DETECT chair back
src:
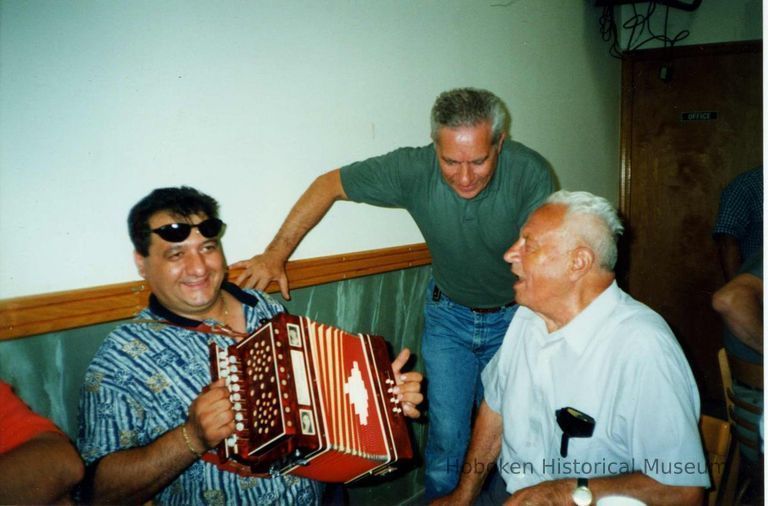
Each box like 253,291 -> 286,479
718,349 -> 763,457
699,415 -> 731,506
717,348 -> 763,504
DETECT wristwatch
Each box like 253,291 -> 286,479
572,478 -> 592,506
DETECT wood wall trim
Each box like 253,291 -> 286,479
0,243 -> 431,341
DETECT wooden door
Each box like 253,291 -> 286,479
620,42 -> 762,404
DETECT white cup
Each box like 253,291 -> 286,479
596,497 -> 646,506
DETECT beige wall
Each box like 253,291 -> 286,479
0,1 -> 756,298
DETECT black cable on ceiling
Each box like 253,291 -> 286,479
599,1 -> 692,60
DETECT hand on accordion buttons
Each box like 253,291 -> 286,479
231,252 -> 291,300
391,348 -> 424,419
186,378 -> 237,452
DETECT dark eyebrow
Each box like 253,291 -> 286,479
163,245 -> 184,256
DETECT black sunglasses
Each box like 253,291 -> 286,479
151,218 -> 225,243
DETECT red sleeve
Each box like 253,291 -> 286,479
0,382 -> 63,453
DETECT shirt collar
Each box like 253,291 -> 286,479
550,281 -> 621,354
148,281 -> 261,327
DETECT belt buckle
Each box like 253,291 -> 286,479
471,306 -> 501,314
471,302 -> 514,313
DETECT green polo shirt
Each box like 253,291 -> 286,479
340,140 -> 554,308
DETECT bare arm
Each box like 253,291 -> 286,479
233,169 -> 348,298
431,401 -> 503,505
715,234 -> 742,282
90,424 -> 198,503
90,380 -> 235,504
0,432 -> 84,504
712,272 -> 764,354
506,473 -> 703,505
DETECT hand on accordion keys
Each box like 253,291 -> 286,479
184,378 -> 238,456
390,348 -> 424,419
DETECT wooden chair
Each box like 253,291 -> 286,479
718,348 -> 764,505
700,415 -> 731,506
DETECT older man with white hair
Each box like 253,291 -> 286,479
433,190 -> 708,505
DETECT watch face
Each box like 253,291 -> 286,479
572,486 -> 593,506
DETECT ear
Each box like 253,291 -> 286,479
495,132 -> 507,152
134,250 -> 148,279
569,246 -> 595,280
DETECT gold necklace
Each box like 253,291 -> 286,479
221,295 -> 230,318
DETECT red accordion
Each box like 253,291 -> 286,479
205,313 -> 413,483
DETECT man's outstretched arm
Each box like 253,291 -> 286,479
233,169 -> 347,298
506,472 -> 703,505
712,272 -> 764,353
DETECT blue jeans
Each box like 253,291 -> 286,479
421,280 -> 517,501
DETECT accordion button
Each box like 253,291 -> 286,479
234,402 -> 242,410
236,422 -> 245,431
232,384 -> 240,392
235,413 -> 244,421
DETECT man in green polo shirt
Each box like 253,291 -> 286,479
233,88 -> 555,500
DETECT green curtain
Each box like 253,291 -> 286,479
0,265 -> 431,505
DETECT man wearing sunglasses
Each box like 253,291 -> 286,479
433,191 -> 708,505
77,186 -> 423,504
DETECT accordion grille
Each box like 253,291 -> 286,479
308,323 -> 390,460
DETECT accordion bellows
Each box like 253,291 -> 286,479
205,312 -> 413,483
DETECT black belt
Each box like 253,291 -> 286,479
432,286 -> 515,313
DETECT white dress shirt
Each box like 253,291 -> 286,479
482,281 -> 710,493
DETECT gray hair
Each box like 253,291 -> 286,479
430,88 -> 508,145
545,190 -> 624,270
